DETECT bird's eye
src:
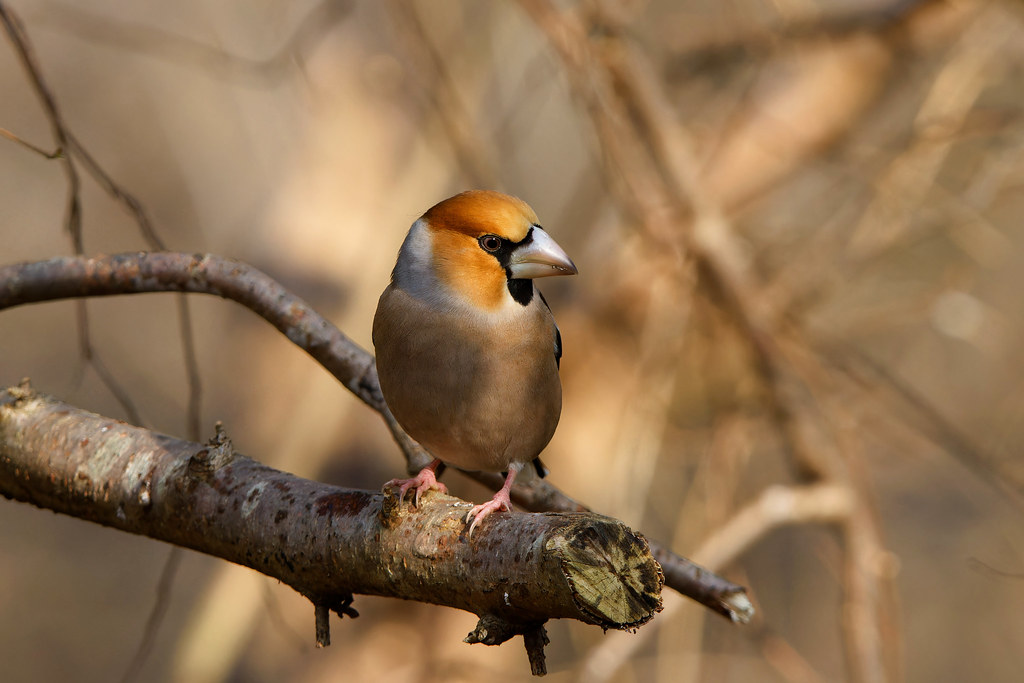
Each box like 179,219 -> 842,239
479,235 -> 502,252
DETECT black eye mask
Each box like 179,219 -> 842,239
477,226 -> 538,307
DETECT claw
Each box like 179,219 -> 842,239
465,465 -> 520,537
385,459 -> 447,506
465,493 -> 511,537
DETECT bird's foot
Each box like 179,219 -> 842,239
386,461 -> 447,507
465,489 -> 512,537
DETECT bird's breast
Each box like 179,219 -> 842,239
373,285 -> 561,472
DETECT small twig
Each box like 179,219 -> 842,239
3,21 -> 208,678
314,604 -> 331,648
384,0 -> 498,187
0,126 -> 62,157
41,0 -> 353,85
70,298 -> 144,425
0,1 -> 82,248
1,1 -> 152,428
176,295 -> 203,440
0,252 -> 381,408
523,624 -> 550,677
120,547 -> 183,683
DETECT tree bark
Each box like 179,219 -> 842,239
0,384 -> 663,639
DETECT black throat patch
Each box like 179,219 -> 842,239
505,278 -> 534,306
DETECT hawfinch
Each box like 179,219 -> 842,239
373,190 -> 577,534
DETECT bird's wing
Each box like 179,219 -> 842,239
538,290 -> 562,369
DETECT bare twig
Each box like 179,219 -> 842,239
119,547 -> 183,683
40,0 -> 354,84
0,2 -> 81,247
383,1 -> 498,187
1,17 -> 199,673
0,253 -> 380,407
0,1 -> 152,427
0,126 -> 62,157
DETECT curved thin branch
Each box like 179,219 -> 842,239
0,252 -> 382,410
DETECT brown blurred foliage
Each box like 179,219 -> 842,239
3,0 -> 1024,681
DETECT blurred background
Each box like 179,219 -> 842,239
2,0 -> 1024,681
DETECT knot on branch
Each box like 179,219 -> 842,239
187,420 -> 235,476
464,613 -> 523,646
466,616 -> 551,676
378,486 -> 403,528
4,377 -> 33,404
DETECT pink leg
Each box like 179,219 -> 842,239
385,458 -> 448,506
466,465 -> 519,536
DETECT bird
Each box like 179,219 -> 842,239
373,190 -> 577,535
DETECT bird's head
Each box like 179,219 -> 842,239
394,190 -> 577,310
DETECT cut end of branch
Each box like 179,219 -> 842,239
720,589 -> 755,624
548,519 -> 664,630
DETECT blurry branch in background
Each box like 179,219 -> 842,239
0,3 -> 264,679
0,124 -> 61,156
1,3 -> 137,426
582,482 -> 856,683
0,251 -> 753,625
665,0 -> 932,75
119,545 -> 183,683
383,0 -> 499,188
7,0 -> 1019,679
513,0 -> 1024,680
0,4 -> 80,245
835,345 -> 1024,506
0,386 -> 664,676
691,483 -> 856,571
36,0 -> 354,84
1,0 -> 202,434
508,1 -> 1016,681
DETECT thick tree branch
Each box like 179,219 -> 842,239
0,251 -> 750,622
0,386 -> 663,644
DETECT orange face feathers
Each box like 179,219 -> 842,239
423,190 -> 538,243
411,190 -> 576,311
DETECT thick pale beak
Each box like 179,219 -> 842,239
508,227 -> 578,279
